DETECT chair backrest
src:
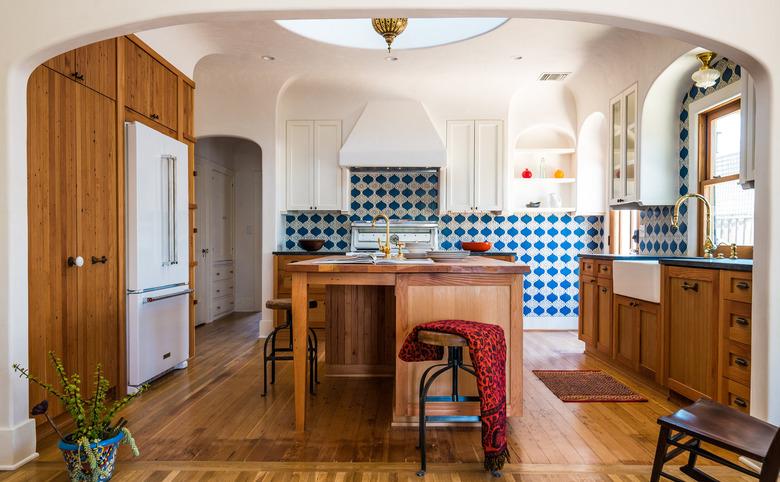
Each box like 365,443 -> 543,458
760,426 -> 780,482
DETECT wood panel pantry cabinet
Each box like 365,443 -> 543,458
28,34 -> 196,432
286,120 -> 343,211
445,120 -> 504,212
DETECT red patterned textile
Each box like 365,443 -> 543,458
398,320 -> 508,472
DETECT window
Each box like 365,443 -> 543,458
609,209 -> 639,254
698,98 -> 754,257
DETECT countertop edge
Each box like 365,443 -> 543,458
578,252 -> 752,271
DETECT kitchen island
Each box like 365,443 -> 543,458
286,256 -> 530,431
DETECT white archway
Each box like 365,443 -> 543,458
1,2 -> 778,470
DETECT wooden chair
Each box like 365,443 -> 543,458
262,298 -> 319,396
651,398 -> 780,482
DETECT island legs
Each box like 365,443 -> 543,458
291,272 -> 309,432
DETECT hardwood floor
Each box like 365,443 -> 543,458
4,313 -> 751,480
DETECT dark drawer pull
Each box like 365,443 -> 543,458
585,264 -> 592,270
734,357 -> 749,367
734,397 -> 748,408
150,113 -> 160,120
735,317 -> 749,326
91,255 -> 108,264
681,282 -> 699,292
600,265 -> 608,271
736,281 -> 750,290
600,287 -> 608,293
70,71 -> 84,81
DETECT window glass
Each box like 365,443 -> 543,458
709,109 -> 741,178
707,180 -> 754,246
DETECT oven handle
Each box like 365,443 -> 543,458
144,289 -> 193,304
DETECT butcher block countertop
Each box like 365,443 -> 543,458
285,255 -> 531,274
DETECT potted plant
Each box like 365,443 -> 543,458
13,352 -> 147,481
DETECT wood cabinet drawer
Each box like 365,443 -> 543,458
213,295 -> 234,318
721,378 -> 750,414
721,271 -> 752,303
212,279 -> 234,299
722,300 -> 751,345
581,259 -> 596,276
723,339 -> 751,385
596,261 -> 612,279
212,264 -> 234,282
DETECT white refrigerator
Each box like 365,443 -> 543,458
126,122 -> 190,391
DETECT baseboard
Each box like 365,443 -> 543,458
258,318 -> 274,338
523,316 -> 577,330
0,418 -> 37,470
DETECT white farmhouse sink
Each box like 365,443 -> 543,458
612,260 -> 661,303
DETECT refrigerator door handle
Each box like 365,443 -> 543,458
144,288 -> 193,304
161,154 -> 178,267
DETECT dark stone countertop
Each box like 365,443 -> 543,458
578,252 -> 752,271
273,250 -> 518,259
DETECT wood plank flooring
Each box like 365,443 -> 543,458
3,313 -> 751,480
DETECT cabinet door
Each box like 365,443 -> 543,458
446,120 -> 475,212
613,296 -> 637,369
124,39 -> 151,119
595,278 -> 612,356
27,66 -> 79,420
150,59 -> 178,130
181,82 -> 195,140
313,120 -> 342,211
286,121 -> 314,210
637,300 -> 660,381
474,120 -> 503,211
76,84 -> 119,394
578,275 -> 597,345
609,96 -> 624,202
624,88 -> 638,200
44,50 -> 76,81
74,39 -> 117,99
210,166 -> 234,262
666,267 -> 718,400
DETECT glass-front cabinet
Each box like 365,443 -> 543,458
609,83 -> 638,205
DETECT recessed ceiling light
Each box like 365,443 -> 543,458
385,56 -> 399,62
513,56 -> 523,60
262,55 -> 275,61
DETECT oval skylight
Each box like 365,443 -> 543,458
275,18 -> 508,50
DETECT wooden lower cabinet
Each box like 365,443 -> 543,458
274,255 -> 327,328
595,278 -> 613,356
613,296 -> 637,369
578,275 -> 597,345
664,266 -> 719,401
611,295 -> 660,381
637,301 -> 660,381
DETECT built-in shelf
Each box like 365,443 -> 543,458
514,147 -> 576,154
513,177 -> 576,184
513,207 -> 577,214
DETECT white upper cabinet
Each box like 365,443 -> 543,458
286,120 -> 343,211
610,83 -> 638,205
446,120 -> 504,212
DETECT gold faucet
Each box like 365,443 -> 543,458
672,193 -> 715,258
371,212 -> 392,258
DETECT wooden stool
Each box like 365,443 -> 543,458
262,298 -> 319,396
414,330 -> 496,477
651,398 -> 780,482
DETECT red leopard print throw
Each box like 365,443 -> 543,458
398,320 -> 508,472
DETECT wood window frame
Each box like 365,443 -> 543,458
697,97 -> 753,258
609,209 -> 639,255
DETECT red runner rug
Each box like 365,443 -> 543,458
533,369 -> 648,402
398,320 -> 508,472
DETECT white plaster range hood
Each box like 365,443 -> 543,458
339,100 -> 446,168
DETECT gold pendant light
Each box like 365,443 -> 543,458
691,51 -> 721,89
372,18 -> 408,53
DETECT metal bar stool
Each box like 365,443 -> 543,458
262,298 -> 319,396
414,330 -> 496,477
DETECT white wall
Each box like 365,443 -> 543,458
195,137 -> 263,313
1,0 -> 779,470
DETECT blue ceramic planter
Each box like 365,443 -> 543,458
58,430 -> 124,481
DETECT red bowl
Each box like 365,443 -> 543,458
460,241 -> 492,252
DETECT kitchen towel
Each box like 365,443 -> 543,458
398,320 -> 508,472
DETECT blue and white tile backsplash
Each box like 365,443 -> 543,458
283,170 -> 604,317
638,58 -> 742,255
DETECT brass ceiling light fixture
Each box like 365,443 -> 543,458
691,51 -> 721,89
371,18 -> 408,53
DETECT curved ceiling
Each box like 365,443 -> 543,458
275,18 -> 508,50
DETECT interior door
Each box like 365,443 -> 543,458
210,165 -> 234,263
313,120 -> 342,210
194,157 -> 211,324
76,82 -> 119,395
27,66 -> 79,420
446,120 -> 475,212
474,120 -> 503,211
286,121 -> 314,210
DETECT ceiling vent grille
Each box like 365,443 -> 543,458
538,72 -> 570,81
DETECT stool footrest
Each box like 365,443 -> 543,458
425,415 -> 481,423
425,395 -> 480,403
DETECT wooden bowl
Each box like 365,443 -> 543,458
460,241 -> 492,252
298,239 -> 325,252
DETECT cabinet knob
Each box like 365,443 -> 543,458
67,256 -> 84,268
736,281 -> 750,290
600,287 -> 608,293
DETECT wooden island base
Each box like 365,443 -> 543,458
287,256 -> 529,431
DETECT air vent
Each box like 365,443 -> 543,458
538,72 -> 570,81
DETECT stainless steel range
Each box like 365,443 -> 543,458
350,220 -> 439,253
